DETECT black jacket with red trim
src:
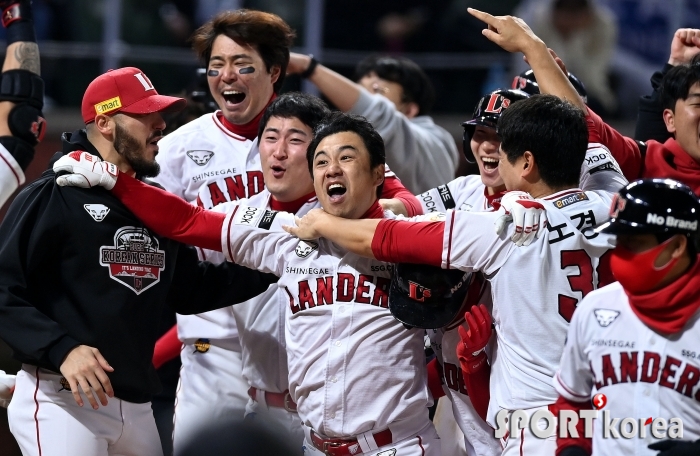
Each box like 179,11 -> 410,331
0,130 -> 278,403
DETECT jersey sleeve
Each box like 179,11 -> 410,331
554,304 -> 593,402
585,106 -> 643,180
165,243 -> 280,315
442,210 -> 515,274
579,143 -> 628,193
151,134 -> 186,198
221,206 -> 298,276
417,177 -> 467,213
381,166 -> 422,216
0,144 -> 25,208
111,173 -> 225,252
0,179 -> 81,370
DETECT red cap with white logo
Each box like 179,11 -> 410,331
81,67 -> 186,124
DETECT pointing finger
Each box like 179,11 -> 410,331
467,7 -> 497,26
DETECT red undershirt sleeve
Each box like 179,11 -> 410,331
112,174 -> 225,252
550,395 -> 593,455
585,106 -> 643,180
426,357 -> 446,400
152,325 -> 181,369
381,175 -> 423,216
462,362 -> 491,422
371,219 -> 443,265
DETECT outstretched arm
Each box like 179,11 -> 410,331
0,0 -> 44,208
54,151 -> 225,251
467,8 -> 585,111
283,208 -> 444,265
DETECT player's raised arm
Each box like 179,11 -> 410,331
53,152 -> 225,251
0,0 -> 44,207
467,8 -> 585,111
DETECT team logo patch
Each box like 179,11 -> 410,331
84,204 -> 110,222
553,192 -> 588,209
99,227 -> 166,295
376,450 -> 397,456
295,240 -> 318,258
594,309 -> 620,327
186,150 -> 214,166
408,280 -> 431,302
94,96 -> 121,115
193,338 -> 211,353
257,210 -> 277,230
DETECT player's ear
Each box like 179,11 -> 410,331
521,151 -> 535,174
94,114 -> 115,136
372,164 -> 384,187
403,102 -> 420,119
668,234 -> 688,260
269,65 -> 281,85
663,108 -> 677,134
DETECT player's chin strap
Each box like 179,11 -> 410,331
0,69 -> 45,170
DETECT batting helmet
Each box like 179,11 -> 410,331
461,88 -> 530,163
511,69 -> 588,103
389,263 -> 473,329
594,179 -> 700,248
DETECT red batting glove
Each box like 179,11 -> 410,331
457,304 -> 493,374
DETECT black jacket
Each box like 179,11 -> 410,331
0,130 -> 278,403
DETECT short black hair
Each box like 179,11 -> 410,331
498,95 -> 587,189
307,112 -> 385,197
660,54 -> 700,111
354,55 -> 435,115
257,92 -> 330,139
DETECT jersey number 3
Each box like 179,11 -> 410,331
558,249 -> 613,322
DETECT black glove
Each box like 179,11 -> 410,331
648,439 -> 700,455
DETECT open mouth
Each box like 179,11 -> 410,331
327,183 -> 347,202
271,165 -> 285,177
481,157 -> 499,171
222,90 -> 246,105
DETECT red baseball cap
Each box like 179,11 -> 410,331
81,67 -> 186,124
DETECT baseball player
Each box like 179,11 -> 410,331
554,178 -> 700,456
0,67 -> 279,456
286,95 -> 619,456
287,53 -> 459,193
0,0 -> 45,208
53,112 -> 444,455
150,11 -> 422,451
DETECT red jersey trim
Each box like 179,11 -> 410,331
33,366 -> 42,456
543,189 -> 583,201
225,205 -> 240,261
212,112 -> 248,141
446,211 -> 456,269
0,151 -> 21,185
554,372 -> 589,400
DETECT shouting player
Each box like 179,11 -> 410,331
554,179 -> 700,456
285,95 -> 617,456
54,112 -> 444,455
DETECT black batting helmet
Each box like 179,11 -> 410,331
594,179 -> 700,249
461,88 -> 529,163
389,263 -> 473,329
511,69 -> 588,103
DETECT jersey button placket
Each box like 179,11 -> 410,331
325,263 -> 350,430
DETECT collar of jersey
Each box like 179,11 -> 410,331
270,191 -> 317,213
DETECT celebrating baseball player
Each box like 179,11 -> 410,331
0,0 -> 45,208
148,11 -> 422,452
287,53 -> 459,193
0,66 -> 279,456
285,94 -> 618,456
54,112 -> 444,455
554,178 -> 700,456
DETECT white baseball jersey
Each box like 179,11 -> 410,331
430,324 -> 502,456
418,142 -> 626,215
0,144 -> 24,208
437,189 -> 616,426
155,112 -> 264,343
555,283 -> 700,455
199,189 -> 319,397
220,205 -> 431,438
